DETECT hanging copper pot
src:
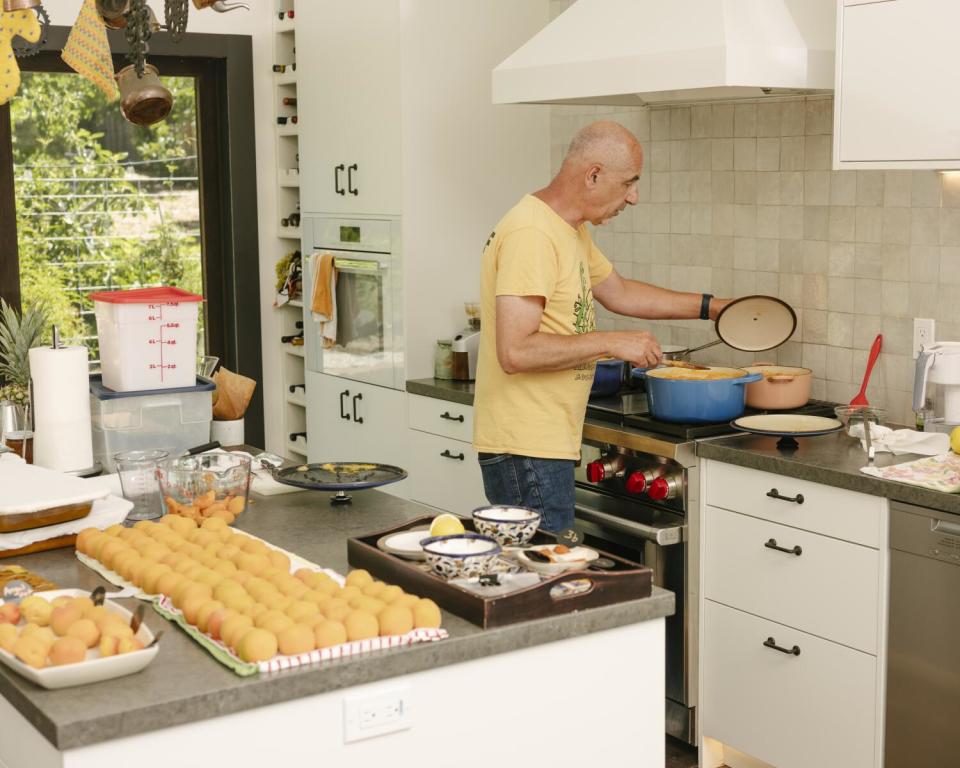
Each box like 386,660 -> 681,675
95,0 -> 129,29
116,63 -> 172,126
3,0 -> 40,11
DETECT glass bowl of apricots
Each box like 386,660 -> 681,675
157,453 -> 251,525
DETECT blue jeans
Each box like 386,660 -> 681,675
477,453 -> 576,533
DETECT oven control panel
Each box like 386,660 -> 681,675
577,444 -> 686,512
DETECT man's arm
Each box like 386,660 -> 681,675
495,295 -> 662,374
592,270 -> 729,321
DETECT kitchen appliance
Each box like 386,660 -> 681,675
913,341 -> 960,433
493,0 -> 835,106
450,329 -> 480,381
885,501 -> 960,767
575,390 -> 837,744
303,216 -> 404,390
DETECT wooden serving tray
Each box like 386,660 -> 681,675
0,501 -> 92,534
347,516 -> 653,629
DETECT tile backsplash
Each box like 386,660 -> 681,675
552,98 -> 960,424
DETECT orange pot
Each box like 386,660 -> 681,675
743,364 -> 812,410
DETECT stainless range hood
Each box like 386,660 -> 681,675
492,0 -> 836,106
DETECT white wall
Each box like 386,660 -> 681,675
40,1 -> 281,452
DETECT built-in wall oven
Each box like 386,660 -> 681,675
302,216 -> 404,390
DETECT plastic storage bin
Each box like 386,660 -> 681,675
90,375 -> 214,473
90,286 -> 203,392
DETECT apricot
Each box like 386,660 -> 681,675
339,585 -> 361,603
237,627 -> 277,663
217,544 -> 241,561
70,596 -> 96,617
344,610 -> 378,642
285,601 -> 317,623
13,635 -> 49,668
413,599 -> 442,629
174,582 -> 213,610
0,623 -> 18,652
379,585 -> 405,604
212,559 -> 238,578
20,596 -> 53,626
181,594 -> 209,625
392,593 -> 420,610
111,550 -> 139,577
67,618 -> 100,648
98,538 -> 127,569
267,550 -> 290,571
49,636 -> 87,666
141,563 -> 172,594
362,581 -> 387,599
133,520 -> 157,532
222,592 -> 255,614
278,579 -> 307,599
155,571 -> 187,598
75,527 -> 100,554
195,600 -> 225,633
207,608 -> 235,641
324,599 -> 351,622
260,613 -> 294,636
210,510 -> 236,524
378,605 -> 414,636
303,591 -> 332,611
20,623 -> 56,647
117,636 -> 144,654
314,575 -> 341,597
277,623 -> 315,655
242,602 -> 268,621
0,603 -> 21,624
227,496 -> 245,515
344,569 -> 373,589
50,605 -> 83,636
98,634 -> 120,657
351,596 -> 386,616
314,620 -> 347,649
221,614 -> 254,649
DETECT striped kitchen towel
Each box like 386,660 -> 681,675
62,0 -> 118,101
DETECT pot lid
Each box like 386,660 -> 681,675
716,295 -> 796,352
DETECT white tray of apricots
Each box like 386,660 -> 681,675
0,590 -> 158,689
74,516 -> 447,675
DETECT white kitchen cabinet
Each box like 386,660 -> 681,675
699,460 -> 888,768
305,370 -> 410,498
294,0 -> 550,381
834,0 -> 960,169
406,394 -> 486,513
296,0 -> 402,216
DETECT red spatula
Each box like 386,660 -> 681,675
850,334 -> 883,407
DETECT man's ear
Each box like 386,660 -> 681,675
586,164 -> 602,187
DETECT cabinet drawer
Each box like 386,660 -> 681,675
704,460 -> 883,547
408,431 -> 487,514
702,600 -> 877,768
704,506 -> 880,653
408,394 -> 474,442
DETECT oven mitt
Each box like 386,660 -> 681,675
0,9 -> 41,105
62,0 -> 119,101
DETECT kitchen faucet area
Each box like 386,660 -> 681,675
0,1 -> 958,767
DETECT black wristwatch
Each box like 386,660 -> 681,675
699,293 -> 713,320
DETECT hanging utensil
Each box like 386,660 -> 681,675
850,334 -> 883,407
164,0 -> 188,40
3,0 -> 39,11
116,62 -> 173,126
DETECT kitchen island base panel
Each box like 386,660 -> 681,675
0,619 -> 664,768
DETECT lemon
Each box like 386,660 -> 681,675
429,513 -> 465,537
951,426 -> 960,454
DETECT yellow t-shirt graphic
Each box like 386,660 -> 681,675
473,195 -> 613,460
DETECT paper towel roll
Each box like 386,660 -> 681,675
28,345 -> 94,472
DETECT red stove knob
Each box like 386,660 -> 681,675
648,475 -> 680,501
586,460 -> 606,483
627,472 -> 650,496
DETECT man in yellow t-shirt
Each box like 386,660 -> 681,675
473,120 -> 730,532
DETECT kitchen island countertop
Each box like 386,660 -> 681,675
0,480 -> 672,751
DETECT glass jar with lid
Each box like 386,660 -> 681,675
434,340 -> 454,380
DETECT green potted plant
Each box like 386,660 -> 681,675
0,298 -> 48,412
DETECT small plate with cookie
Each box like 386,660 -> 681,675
515,544 -> 600,576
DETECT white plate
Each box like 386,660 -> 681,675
377,528 -> 431,560
516,545 -> 600,576
0,589 -> 158,689
732,414 -> 844,435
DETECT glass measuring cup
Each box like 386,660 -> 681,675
114,449 -> 169,525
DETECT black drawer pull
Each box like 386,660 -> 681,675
440,411 -> 464,423
339,390 -> 350,420
767,488 -> 804,504
440,449 -> 465,461
765,538 -> 802,556
352,392 -> 364,424
763,637 -> 801,656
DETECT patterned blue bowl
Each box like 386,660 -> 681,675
420,533 -> 501,580
471,505 -> 541,546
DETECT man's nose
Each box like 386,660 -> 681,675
625,185 -> 639,205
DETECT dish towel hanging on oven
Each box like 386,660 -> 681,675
311,252 -> 338,348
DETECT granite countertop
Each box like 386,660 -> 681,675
0,485 -> 673,751
697,431 -> 960,516
407,377 -> 960,516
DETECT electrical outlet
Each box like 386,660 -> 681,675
343,686 -> 412,743
913,318 -> 936,359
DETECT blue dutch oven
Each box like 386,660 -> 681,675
633,367 -> 763,423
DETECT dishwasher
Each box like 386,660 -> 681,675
885,501 -> 960,767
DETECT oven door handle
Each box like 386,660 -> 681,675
574,504 -> 685,546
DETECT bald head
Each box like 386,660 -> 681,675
563,120 -> 642,172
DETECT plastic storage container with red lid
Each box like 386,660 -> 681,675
90,286 -> 204,392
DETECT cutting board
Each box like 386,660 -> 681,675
0,462 -> 108,532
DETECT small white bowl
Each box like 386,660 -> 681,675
516,545 -> 600,576
471,505 -> 541,546
420,533 -> 501,579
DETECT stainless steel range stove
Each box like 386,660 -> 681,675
575,390 -> 836,745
